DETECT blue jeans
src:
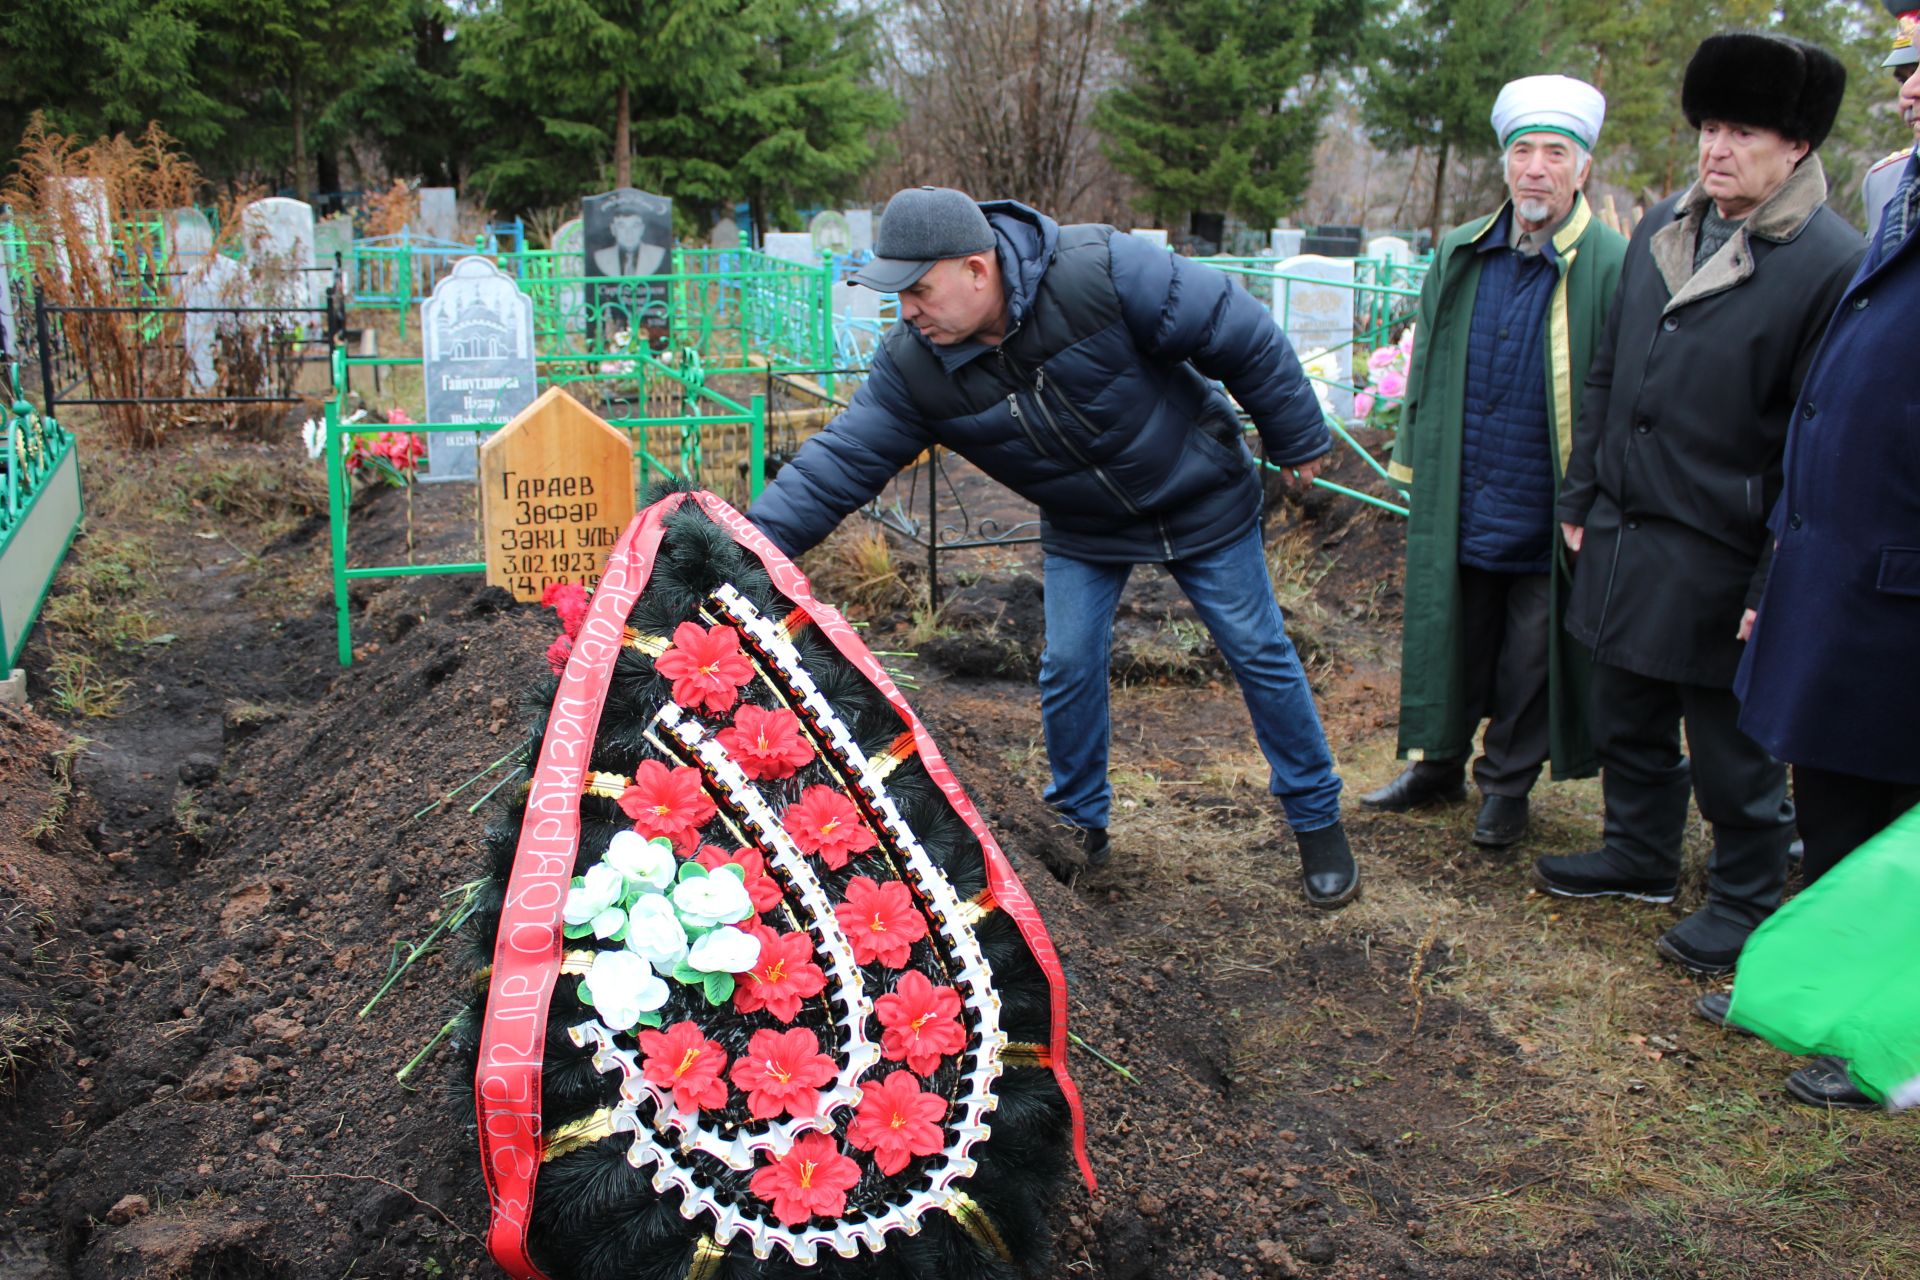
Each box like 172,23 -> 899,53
1038,524 -> 1344,833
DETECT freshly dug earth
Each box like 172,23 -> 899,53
2,430 -> 1913,1280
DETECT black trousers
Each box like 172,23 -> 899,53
1793,765 -> 1920,887
1590,661 -> 1791,926
1411,567 -> 1551,798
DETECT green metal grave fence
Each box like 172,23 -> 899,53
324,341 -> 768,667
1,365 -> 83,672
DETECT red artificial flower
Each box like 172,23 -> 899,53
654,621 -> 755,714
714,704 -> 815,781
846,1070 -> 948,1175
749,1131 -> 861,1227
696,844 -> 783,915
781,786 -> 877,870
545,633 -> 574,676
874,969 -> 966,1076
619,759 -> 717,848
834,876 -> 927,969
732,924 -> 827,1024
636,1020 -> 730,1112
728,1026 -> 837,1120
540,581 -> 591,638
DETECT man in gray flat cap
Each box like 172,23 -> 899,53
748,186 -> 1358,908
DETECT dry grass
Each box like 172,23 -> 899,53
24,736 -> 88,841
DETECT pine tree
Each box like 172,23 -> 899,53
1360,0 -> 1550,239
1096,0 -> 1332,227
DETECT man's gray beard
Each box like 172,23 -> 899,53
1515,198 -> 1552,224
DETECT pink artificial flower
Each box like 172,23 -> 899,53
1375,369 -> 1407,400
834,876 -> 927,969
546,633 -> 574,675
636,1020 -> 730,1112
732,924 -> 828,1024
874,969 -> 966,1075
618,759 -> 718,848
1366,346 -> 1400,372
749,1132 -> 861,1226
714,704 -> 816,781
696,844 -> 783,915
540,581 -> 591,638
1353,391 -> 1376,419
1398,325 -> 1416,354
654,621 -> 756,714
385,407 -> 415,425
781,786 -> 877,870
729,1026 -> 837,1120
847,1070 -> 948,1175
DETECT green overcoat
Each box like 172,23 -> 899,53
1387,194 -> 1627,779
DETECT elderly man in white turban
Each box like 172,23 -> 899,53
1368,76 -> 1628,853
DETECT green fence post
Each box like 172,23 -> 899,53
749,393 -> 767,501
326,392 -> 354,666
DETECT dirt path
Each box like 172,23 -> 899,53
2,432 -> 1915,1280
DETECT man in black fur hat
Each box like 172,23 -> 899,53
1540,33 -> 1865,976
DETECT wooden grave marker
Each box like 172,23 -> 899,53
480,386 -> 636,601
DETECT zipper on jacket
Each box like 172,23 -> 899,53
1028,375 -> 1144,517
1037,369 -> 1106,437
1006,393 -> 1054,459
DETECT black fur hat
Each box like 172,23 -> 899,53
1682,32 -> 1848,149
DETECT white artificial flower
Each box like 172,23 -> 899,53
563,863 -> 628,939
581,950 -> 670,1032
605,830 -> 677,895
301,418 -> 325,459
671,867 -> 754,930
625,893 -> 689,973
686,924 -> 762,975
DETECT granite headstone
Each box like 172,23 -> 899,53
1273,254 -> 1355,420
420,256 -> 538,482
581,188 -> 673,342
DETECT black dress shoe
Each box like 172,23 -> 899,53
1533,849 -> 1679,903
1297,821 -> 1360,909
1358,766 -> 1466,812
1655,907 -> 1751,977
1690,991 -> 1755,1036
1786,1056 -> 1878,1111
1080,827 -> 1111,870
1472,794 -> 1529,847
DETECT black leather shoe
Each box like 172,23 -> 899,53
1359,767 -> 1466,812
1080,827 -> 1111,870
1472,794 -> 1529,847
1533,849 -> 1679,903
1297,821 -> 1360,909
1691,990 -> 1755,1036
1786,1056 -> 1878,1111
1655,907 -> 1751,977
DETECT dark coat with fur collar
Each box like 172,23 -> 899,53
1556,156 -> 1864,687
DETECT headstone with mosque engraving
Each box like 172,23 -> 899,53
420,256 -> 538,483
1274,254 -> 1355,420
581,188 -> 673,340
809,210 -> 852,257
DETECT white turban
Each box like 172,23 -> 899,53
1491,75 -> 1607,150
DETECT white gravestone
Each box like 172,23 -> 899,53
166,208 -> 215,301
52,178 -> 111,288
417,187 -> 459,243
421,257 -> 538,482
1129,228 -> 1170,248
0,249 -> 14,360
761,232 -> 817,265
1274,254 -> 1355,420
315,214 -> 354,301
1270,227 -> 1304,259
809,210 -> 852,257
709,216 -> 740,250
1368,236 -> 1413,265
242,197 -> 318,313
181,255 -> 246,392
845,209 -> 874,255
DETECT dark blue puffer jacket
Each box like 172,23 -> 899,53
748,201 -> 1331,562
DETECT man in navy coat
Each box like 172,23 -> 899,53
1730,52 -> 1920,1108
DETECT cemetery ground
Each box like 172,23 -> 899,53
2,418 -> 1918,1280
